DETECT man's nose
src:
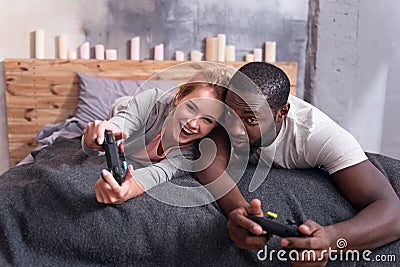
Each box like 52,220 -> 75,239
228,119 -> 246,137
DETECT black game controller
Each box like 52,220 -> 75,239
249,214 -> 305,238
98,130 -> 127,185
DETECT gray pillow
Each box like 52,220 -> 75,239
76,72 -> 176,123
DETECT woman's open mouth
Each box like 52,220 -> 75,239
179,123 -> 195,137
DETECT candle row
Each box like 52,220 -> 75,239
205,34 -> 236,62
34,30 -> 277,62
34,30 -> 120,60
72,42 -> 118,60
245,42 -> 276,62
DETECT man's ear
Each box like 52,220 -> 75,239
276,103 -> 290,122
281,103 -> 290,117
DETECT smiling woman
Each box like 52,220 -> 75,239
167,70 -> 230,147
168,87 -> 224,147
82,68 -> 230,204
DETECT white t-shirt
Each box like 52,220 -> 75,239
249,95 -> 368,175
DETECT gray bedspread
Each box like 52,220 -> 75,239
0,137 -> 398,266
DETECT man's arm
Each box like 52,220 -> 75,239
196,126 -> 400,254
330,160 -> 400,249
283,160 -> 400,251
282,160 -> 400,250
196,128 -> 400,255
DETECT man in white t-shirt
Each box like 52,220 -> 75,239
195,62 -> 400,266
256,94 -> 368,172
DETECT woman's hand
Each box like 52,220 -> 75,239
94,165 -> 145,204
83,120 -> 127,151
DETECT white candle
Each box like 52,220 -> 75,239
130,37 -> 140,60
253,48 -> 262,62
217,34 -> 226,62
175,50 -> 184,61
105,49 -> 117,60
225,45 -> 235,62
68,49 -> 77,59
95,44 -> 105,60
80,42 -> 90,59
58,34 -> 67,59
265,41 -> 276,62
205,36 -> 218,61
190,50 -> 203,61
35,29 -> 45,59
245,53 -> 254,62
154,44 -> 164,61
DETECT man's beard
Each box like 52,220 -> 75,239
233,138 -> 261,157
234,125 -> 276,157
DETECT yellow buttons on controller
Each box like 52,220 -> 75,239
266,211 -> 278,219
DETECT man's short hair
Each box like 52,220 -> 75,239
229,62 -> 291,113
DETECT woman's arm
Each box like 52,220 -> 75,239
193,126 -> 267,246
194,126 -> 249,214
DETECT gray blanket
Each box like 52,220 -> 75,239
0,137 -> 398,266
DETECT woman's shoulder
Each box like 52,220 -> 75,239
135,87 -> 169,99
122,88 -> 172,113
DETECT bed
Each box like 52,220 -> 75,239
1,59 -> 399,266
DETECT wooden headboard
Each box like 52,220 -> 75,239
4,59 -> 298,167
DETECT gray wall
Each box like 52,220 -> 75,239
82,0 -> 308,96
312,0 -> 400,160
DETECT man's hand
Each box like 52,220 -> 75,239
280,219 -> 335,267
83,120 -> 128,151
227,199 -> 272,250
95,165 -> 144,204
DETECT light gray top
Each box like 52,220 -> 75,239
82,88 -> 195,191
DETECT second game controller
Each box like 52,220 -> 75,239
98,130 -> 127,185
249,214 -> 305,238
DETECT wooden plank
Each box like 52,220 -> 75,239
289,86 -> 296,96
7,108 -> 76,123
4,59 -> 297,85
6,95 -> 78,109
3,59 -> 36,73
9,133 -> 38,141
8,122 -> 46,135
9,158 -> 22,167
8,135 -> 39,165
9,141 -> 38,164
9,140 -> 38,153
6,83 -> 79,97
6,74 -> 78,86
